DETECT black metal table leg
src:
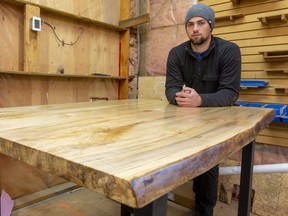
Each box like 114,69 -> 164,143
121,203 -> 134,216
121,194 -> 168,216
238,140 -> 255,216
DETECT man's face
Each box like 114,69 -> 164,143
186,16 -> 211,46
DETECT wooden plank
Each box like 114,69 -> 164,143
215,13 -> 243,22
216,26 -> 288,42
0,69 -> 126,80
259,127 -> 288,139
119,13 -> 150,28
274,86 -> 288,93
138,0 -> 148,77
258,14 -> 288,25
238,94 -> 288,104
256,135 -> 288,147
213,0 -> 285,14
242,63 -> 288,71
0,2 -> 23,71
118,0 -> 130,99
235,35 -> 288,50
264,69 -> 288,73
241,71 -> 288,79
0,99 -> 275,208
239,86 -> 287,96
240,45 -> 288,55
138,76 -> 166,101
0,0 -> 126,31
24,4 -> 40,72
259,50 -> 288,61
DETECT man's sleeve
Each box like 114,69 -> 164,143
165,49 -> 183,105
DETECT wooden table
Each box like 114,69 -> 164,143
0,99 -> 275,216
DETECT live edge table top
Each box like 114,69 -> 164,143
0,99 -> 275,208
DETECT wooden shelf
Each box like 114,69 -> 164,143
258,14 -> 288,24
0,0 -> 130,101
274,86 -> 288,93
0,0 -> 127,32
215,13 -> 243,22
259,51 -> 288,61
0,70 -> 127,80
264,69 -> 288,73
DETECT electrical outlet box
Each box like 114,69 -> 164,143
31,16 -> 41,31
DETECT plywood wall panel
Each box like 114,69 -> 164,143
0,74 -> 119,108
0,3 -> 23,71
0,2 -> 120,76
39,14 -> 119,76
138,76 -> 166,101
25,0 -> 120,25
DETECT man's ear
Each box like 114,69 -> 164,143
208,20 -> 213,32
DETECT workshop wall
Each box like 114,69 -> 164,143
24,0 -> 120,25
0,1 -> 122,108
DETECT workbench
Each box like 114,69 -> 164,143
0,99 -> 275,216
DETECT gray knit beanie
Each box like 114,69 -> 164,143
185,3 -> 215,30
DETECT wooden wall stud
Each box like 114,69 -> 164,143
24,4 -> 40,72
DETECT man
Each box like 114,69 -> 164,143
165,3 -> 241,216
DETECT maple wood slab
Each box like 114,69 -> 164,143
0,99 -> 274,208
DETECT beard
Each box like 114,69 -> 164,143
190,35 -> 209,46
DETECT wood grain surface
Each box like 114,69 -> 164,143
0,99 -> 275,208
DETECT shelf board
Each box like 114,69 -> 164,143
0,70 -> 127,80
215,13 -> 243,21
258,14 -> 288,25
119,14 -> 150,28
264,69 -> 288,73
274,86 -> 288,93
259,51 -> 288,61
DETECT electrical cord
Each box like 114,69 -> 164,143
42,21 -> 84,46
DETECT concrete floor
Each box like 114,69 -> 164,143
11,185 -> 257,216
